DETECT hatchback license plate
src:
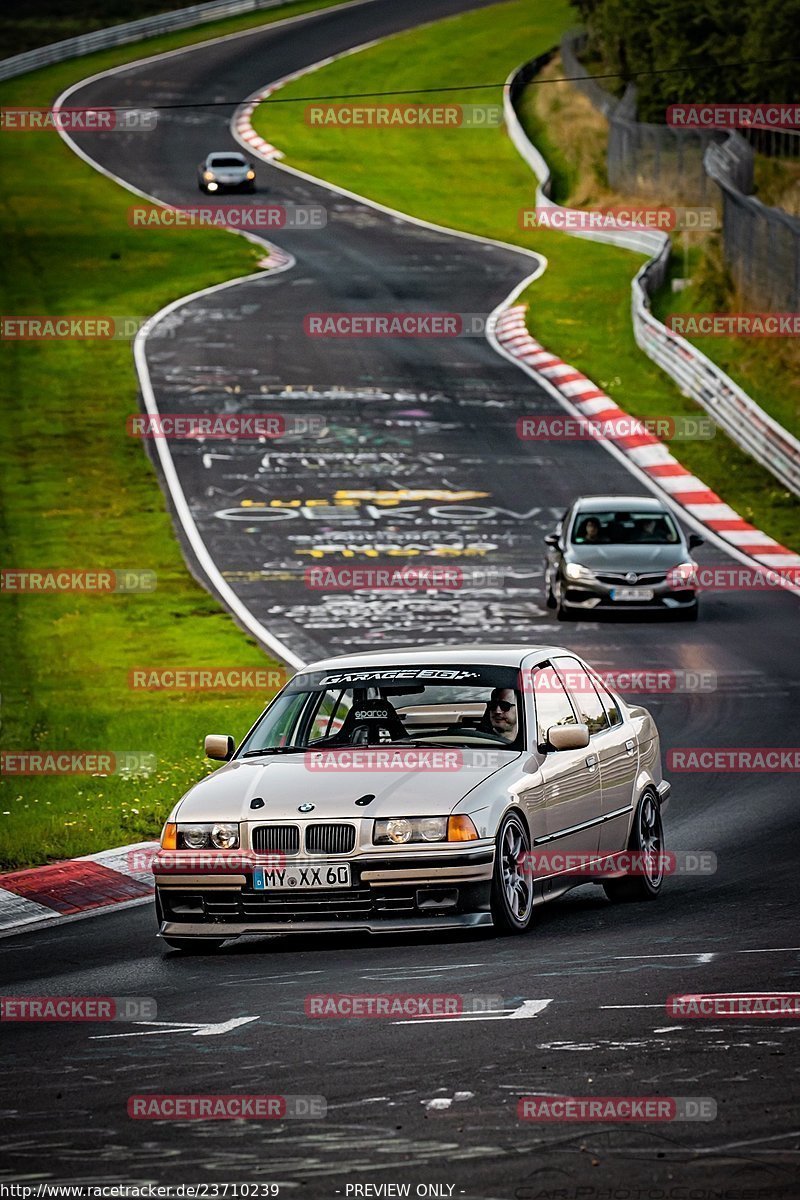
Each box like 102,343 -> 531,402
611,587 -> 655,602
253,861 -> 351,890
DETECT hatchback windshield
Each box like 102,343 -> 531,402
571,510 -> 680,545
209,156 -> 246,167
238,664 -> 525,755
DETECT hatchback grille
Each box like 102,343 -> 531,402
252,825 -> 300,855
305,823 -> 356,855
595,571 -> 666,585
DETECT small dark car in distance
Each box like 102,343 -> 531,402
544,495 -> 703,621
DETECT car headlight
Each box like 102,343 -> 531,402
174,822 -> 239,849
565,562 -> 595,582
203,170 -> 215,181
246,170 -> 255,180
373,816 -> 478,845
671,561 -> 697,585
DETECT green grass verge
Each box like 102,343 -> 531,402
0,0 -> 352,870
252,0 -> 798,551
652,247 -> 799,441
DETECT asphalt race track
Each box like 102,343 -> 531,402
2,1 -> 799,1195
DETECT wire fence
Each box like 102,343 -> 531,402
705,135 -> 800,310
560,30 -> 800,317
561,32 -> 723,204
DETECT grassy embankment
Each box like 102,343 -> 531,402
0,0 -> 350,869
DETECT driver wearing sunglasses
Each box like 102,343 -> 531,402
485,687 -> 518,743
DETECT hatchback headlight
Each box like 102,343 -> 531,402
203,170 -> 215,181
176,822 -> 239,849
670,561 -> 697,586
246,170 -> 255,180
565,563 -> 595,582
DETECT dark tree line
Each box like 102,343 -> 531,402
569,0 -> 800,122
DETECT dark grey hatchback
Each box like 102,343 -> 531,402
544,495 -> 703,621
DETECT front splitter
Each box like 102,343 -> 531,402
160,913 -> 494,938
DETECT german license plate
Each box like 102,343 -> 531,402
253,861 -> 351,890
611,587 -> 655,602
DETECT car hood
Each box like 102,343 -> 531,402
173,751 -> 519,822
211,169 -> 248,181
569,543 -> 687,570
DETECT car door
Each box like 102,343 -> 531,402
555,657 -> 637,855
531,663 -> 602,860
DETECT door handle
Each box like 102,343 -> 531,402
625,739 -> 636,755
585,754 -> 598,770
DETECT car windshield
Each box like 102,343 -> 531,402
571,510 -> 680,545
209,156 -> 246,167
238,664 -> 525,754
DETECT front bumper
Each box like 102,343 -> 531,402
156,847 -> 494,939
561,580 -> 697,615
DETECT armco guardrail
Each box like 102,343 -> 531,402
0,0 -> 296,82
504,56 -> 800,498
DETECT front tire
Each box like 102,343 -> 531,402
545,567 -> 557,609
491,811 -> 534,933
603,791 -> 665,903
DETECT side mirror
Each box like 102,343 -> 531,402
205,734 -> 235,761
688,533 -> 704,549
547,723 -> 590,751
544,533 -> 560,548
